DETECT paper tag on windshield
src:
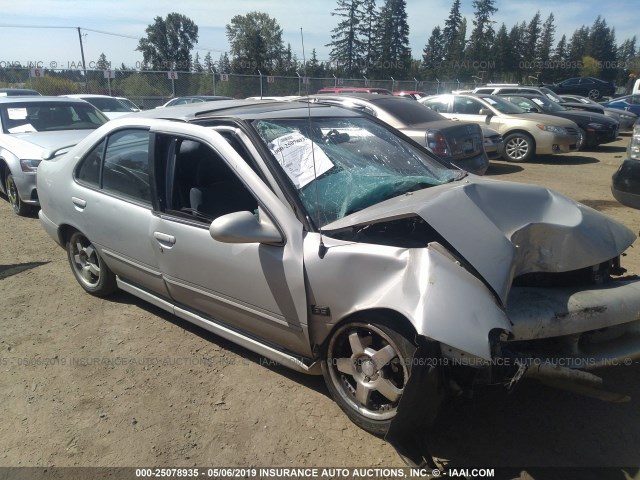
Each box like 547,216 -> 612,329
268,132 -> 334,189
8,123 -> 37,133
7,108 -> 28,120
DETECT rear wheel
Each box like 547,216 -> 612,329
66,231 -> 117,296
502,133 -> 534,162
322,319 -> 417,435
588,89 -> 601,99
5,171 -> 31,216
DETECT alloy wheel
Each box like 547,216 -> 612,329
70,235 -> 102,289
326,323 -> 409,421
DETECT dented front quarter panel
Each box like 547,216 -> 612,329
310,175 -> 640,367
304,233 -> 511,361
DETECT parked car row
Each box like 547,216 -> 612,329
421,93 -> 581,162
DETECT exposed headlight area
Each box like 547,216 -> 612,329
587,123 -> 605,131
19,158 -> 42,172
537,124 -> 567,135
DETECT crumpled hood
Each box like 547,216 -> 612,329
323,177 -> 637,303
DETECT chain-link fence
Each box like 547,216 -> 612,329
0,67 -> 484,107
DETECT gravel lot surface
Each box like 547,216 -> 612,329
1,135 -> 639,476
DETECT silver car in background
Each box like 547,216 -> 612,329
306,93 -> 492,175
38,100 -> 640,436
0,96 -> 108,215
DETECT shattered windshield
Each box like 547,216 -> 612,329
253,116 -> 459,227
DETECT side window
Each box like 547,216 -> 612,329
163,137 -> 258,223
422,98 -> 449,113
102,129 -> 151,204
453,97 -> 483,114
75,139 -> 106,187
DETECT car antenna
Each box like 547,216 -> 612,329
301,27 -> 327,259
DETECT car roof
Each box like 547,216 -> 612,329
308,92 -> 412,102
0,96 -> 92,105
125,99 -> 362,122
63,94 -> 118,99
0,88 -> 41,96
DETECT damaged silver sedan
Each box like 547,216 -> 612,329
37,100 -> 640,436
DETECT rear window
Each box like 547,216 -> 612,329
373,97 -> 445,124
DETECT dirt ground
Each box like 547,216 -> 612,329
1,135 -> 639,476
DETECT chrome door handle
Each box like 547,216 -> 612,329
71,197 -> 86,209
153,232 -> 176,245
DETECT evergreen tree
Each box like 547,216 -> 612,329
508,22 -> 526,82
374,0 -> 411,78
617,37 -> 637,84
96,53 -> 110,70
203,52 -> 214,73
567,26 -> 590,76
524,12 -> 541,63
466,0 -> 498,67
551,34 -> 568,82
588,16 -> 617,80
442,0 -> 462,56
359,0 -> 379,75
422,26 -> 444,79
192,52 -> 203,72
537,13 -> 555,82
218,53 -> 231,73
490,24 -> 512,81
327,0 -> 364,77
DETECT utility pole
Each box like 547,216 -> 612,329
77,27 -> 88,92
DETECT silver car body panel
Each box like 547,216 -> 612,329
303,234 -> 512,360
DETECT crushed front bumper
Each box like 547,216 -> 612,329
505,279 -> 640,370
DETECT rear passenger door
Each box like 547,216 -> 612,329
71,128 -> 170,297
148,123 -> 311,357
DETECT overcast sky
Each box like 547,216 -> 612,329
0,0 -> 637,71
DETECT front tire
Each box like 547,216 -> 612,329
322,319 -> 416,436
588,89 -> 601,99
577,128 -> 587,150
5,171 -> 31,216
66,231 -> 117,296
502,133 -> 535,162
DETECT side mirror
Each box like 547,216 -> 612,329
479,108 -> 493,116
210,207 -> 283,245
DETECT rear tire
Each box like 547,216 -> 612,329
588,89 -> 601,99
66,231 -> 117,296
502,133 -> 535,162
322,318 -> 418,436
5,170 -> 31,216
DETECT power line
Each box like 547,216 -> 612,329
0,24 -> 224,52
